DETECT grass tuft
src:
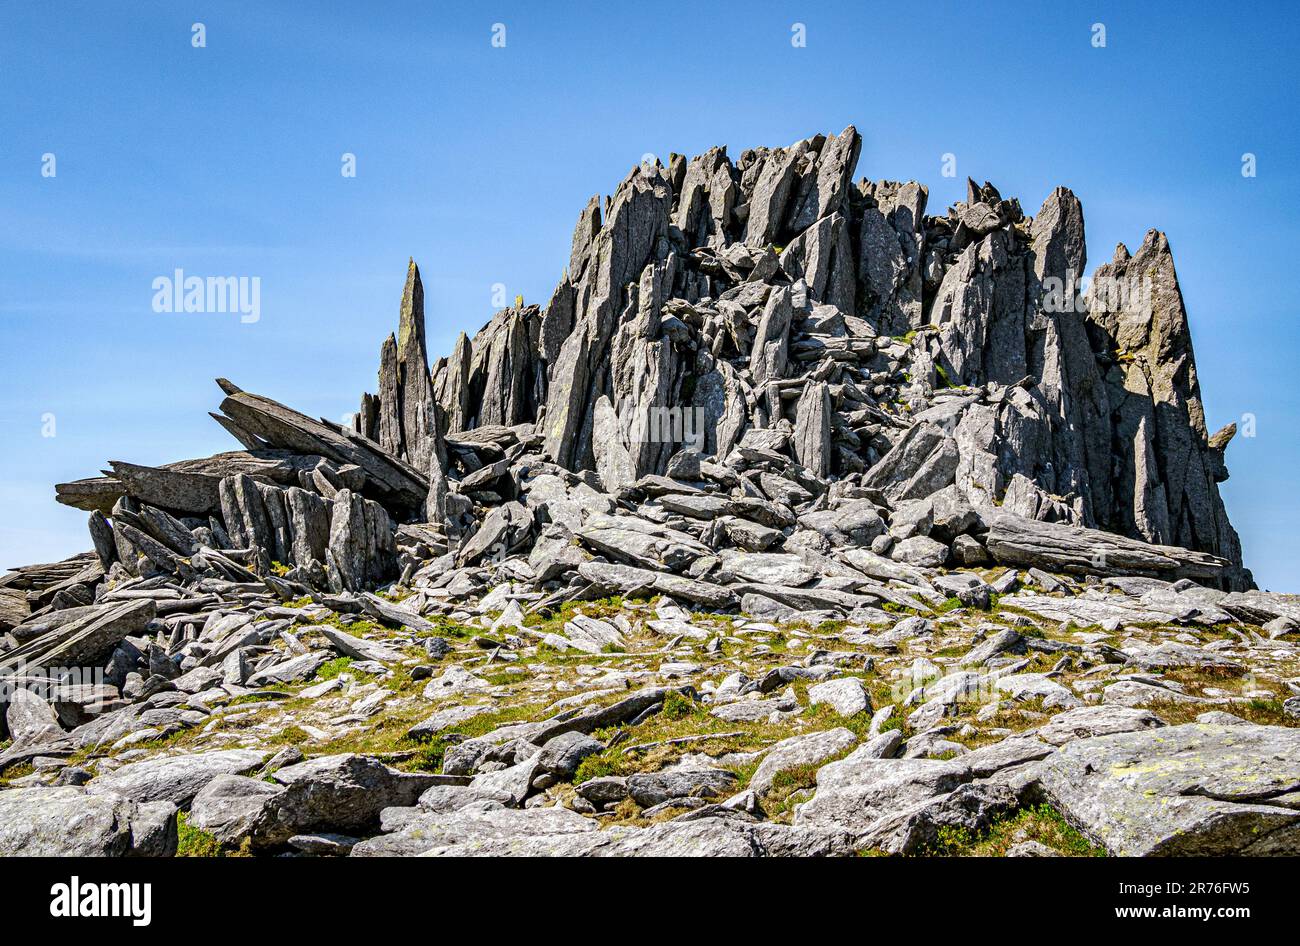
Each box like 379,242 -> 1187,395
176,812 -> 251,857
918,803 -> 1107,857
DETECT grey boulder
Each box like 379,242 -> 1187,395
85,749 -> 267,808
749,727 -> 858,797
0,786 -> 176,857
1035,704 -> 1166,746
249,753 -> 443,849
188,774 -> 286,846
627,768 -> 739,808
1036,724 -> 1300,855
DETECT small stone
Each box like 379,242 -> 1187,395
807,677 -> 872,717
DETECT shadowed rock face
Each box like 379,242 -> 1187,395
1085,232 -> 1243,566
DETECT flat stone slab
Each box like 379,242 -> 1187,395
85,749 -> 267,807
1036,705 -> 1166,746
1036,723 -> 1300,855
998,593 -> 1179,627
0,786 -> 175,856
807,677 -> 872,717
795,754 -> 972,833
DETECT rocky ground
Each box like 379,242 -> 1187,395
2,563 -> 1297,857
2,127 -> 1295,857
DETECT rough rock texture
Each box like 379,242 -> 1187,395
85,749 -> 267,807
1036,724 -> 1300,855
2,127 -> 1283,860
0,786 -> 176,856
248,754 -> 441,850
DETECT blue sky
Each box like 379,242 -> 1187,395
2,1 -> 1297,590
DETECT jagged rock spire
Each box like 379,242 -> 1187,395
543,163 -> 673,470
394,260 -> 438,473
1087,229 -> 1244,566
357,260 -> 444,476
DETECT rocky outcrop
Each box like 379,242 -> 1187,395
44,127 -> 1251,596
1,126 -> 1278,860
1085,232 -> 1244,565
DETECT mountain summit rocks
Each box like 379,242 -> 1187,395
4,128 -> 1289,859
348,126 -> 1249,588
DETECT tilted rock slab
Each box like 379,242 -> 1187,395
1036,723 -> 1300,855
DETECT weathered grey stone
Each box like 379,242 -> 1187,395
218,383 -> 428,513
469,757 -> 541,807
749,287 -> 793,386
86,749 -> 266,807
962,736 -> 1053,777
317,624 -> 406,664
715,551 -> 814,587
422,665 -> 490,701
1219,590 -> 1300,626
807,678 -> 872,717
576,776 -> 629,808
959,629 -> 1021,666
627,768 -> 740,808
351,805 -> 601,857
246,651 -> 329,687
857,179 -> 927,334
534,731 -> 603,780
562,614 -> 625,654
326,489 -> 396,590
789,126 -> 860,231
1036,705 -> 1166,746
0,599 -> 155,678
4,687 -> 64,748
793,381 -> 832,478
251,753 -> 442,849
595,817 -> 763,857
1087,230 -> 1246,575
749,727 -> 857,797
744,142 -> 806,246
985,512 -> 1233,585
994,672 -> 1081,709
862,423 -> 958,503
795,754 -> 972,834
578,560 -> 735,609
1037,724 -> 1300,855
890,535 -> 949,568
859,781 -> 1020,855
1102,678 -> 1209,708
997,592 -> 1181,627
0,786 -> 177,857
188,773 -> 285,846
1123,641 -> 1242,674
406,703 -> 496,740
797,500 -> 885,547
